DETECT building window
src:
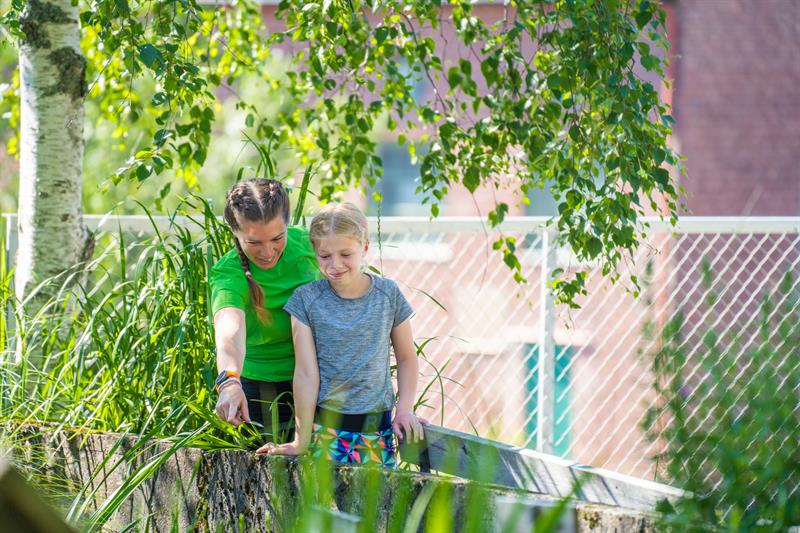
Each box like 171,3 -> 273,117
368,142 -> 428,216
525,181 -> 559,217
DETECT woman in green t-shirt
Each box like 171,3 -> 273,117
209,178 -> 318,435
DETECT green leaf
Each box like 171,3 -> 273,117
635,2 -> 653,29
114,0 -> 130,16
177,143 -> 193,162
354,150 -> 367,166
138,44 -> 162,69
194,146 -> 207,166
488,203 -> 508,227
375,26 -> 390,44
463,165 -> 480,192
547,74 -> 562,90
480,57 -> 499,86
135,164 -> 152,181
641,54 -> 658,71
621,43 -> 634,63
447,67 -> 462,89
153,129 -> 172,146
151,92 -> 169,106
653,167 -> 670,186
586,236 -> 602,259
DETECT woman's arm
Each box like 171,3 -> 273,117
213,307 -> 250,425
257,316 -> 319,455
391,318 -> 424,443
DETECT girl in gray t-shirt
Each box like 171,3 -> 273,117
256,202 -> 424,467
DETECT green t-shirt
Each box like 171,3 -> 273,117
209,225 -> 318,381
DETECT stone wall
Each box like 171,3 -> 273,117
6,424 -> 657,532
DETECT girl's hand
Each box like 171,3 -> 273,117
256,439 -> 308,456
215,382 -> 250,426
393,409 -> 424,443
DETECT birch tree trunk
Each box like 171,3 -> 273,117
15,0 -> 91,362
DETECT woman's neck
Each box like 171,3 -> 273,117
329,272 -> 371,299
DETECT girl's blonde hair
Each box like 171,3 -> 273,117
309,202 -> 369,248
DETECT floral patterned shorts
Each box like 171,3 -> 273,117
310,423 -> 397,468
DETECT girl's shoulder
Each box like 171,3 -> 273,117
292,278 -> 328,300
371,274 -> 401,295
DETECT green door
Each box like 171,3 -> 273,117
523,344 -> 573,456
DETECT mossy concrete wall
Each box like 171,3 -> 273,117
7,425 -> 657,532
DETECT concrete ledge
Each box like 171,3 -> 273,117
4,424 -> 661,532
412,425 -> 682,512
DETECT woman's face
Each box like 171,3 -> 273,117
233,217 -> 288,270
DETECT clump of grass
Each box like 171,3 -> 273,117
1,197 -> 259,444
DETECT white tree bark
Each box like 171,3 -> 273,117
15,0 -> 90,315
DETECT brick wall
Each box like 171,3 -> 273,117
673,0 -> 800,215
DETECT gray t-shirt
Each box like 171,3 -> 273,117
283,274 -> 414,414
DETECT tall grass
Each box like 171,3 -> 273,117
1,197 -> 232,439
0,197 -> 267,529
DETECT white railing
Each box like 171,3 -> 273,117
4,214 -> 800,481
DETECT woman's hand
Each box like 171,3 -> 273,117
393,409 -> 424,444
215,382 -> 250,426
256,439 -> 308,456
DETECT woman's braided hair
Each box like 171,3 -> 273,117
223,179 -> 290,324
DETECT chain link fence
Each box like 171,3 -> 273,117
5,214 -> 799,482
369,217 -> 800,481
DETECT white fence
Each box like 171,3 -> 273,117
4,214 -> 800,481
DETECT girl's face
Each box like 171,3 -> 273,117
314,233 -> 368,285
233,217 -> 287,270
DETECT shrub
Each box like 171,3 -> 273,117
645,270 -> 800,531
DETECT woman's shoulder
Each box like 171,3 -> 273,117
287,225 -> 311,245
287,225 -> 309,238
210,249 -> 244,278
208,250 -> 248,298
283,225 -> 315,257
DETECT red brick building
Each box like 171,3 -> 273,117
668,0 -> 799,216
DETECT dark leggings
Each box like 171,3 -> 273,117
240,377 -> 295,443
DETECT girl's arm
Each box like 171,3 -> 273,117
257,316 -> 319,455
214,307 -> 250,426
391,318 -> 424,443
